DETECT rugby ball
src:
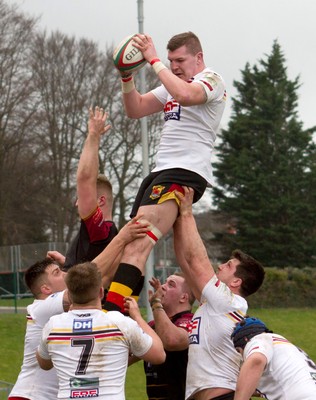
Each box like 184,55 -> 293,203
113,34 -> 146,73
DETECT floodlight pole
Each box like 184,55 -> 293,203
137,0 -> 154,321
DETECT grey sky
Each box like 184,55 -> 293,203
14,0 -> 316,131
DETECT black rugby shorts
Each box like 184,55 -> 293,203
130,168 -> 207,218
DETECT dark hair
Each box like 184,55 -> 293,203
232,249 -> 265,297
167,31 -> 202,55
24,258 -> 59,296
65,262 -> 101,304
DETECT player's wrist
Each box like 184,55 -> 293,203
179,208 -> 193,218
150,58 -> 167,75
152,302 -> 164,312
121,75 -> 135,94
150,297 -> 162,307
149,58 -> 160,65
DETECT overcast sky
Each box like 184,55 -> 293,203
14,0 -> 316,131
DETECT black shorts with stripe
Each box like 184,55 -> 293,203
130,168 -> 208,218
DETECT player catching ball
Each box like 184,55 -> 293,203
104,31 -> 227,313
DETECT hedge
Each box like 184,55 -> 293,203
248,267 -> 316,308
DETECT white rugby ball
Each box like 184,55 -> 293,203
113,34 -> 146,73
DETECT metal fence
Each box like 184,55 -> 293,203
0,240 -> 179,307
0,242 -> 68,298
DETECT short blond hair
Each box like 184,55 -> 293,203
65,262 -> 101,304
97,174 -> 113,205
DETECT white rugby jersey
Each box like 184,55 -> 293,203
151,68 -> 226,187
38,309 -> 153,400
9,291 -> 65,400
243,333 -> 316,399
186,275 -> 247,399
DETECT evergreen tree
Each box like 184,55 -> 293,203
213,41 -> 316,267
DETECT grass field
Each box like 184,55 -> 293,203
0,305 -> 315,400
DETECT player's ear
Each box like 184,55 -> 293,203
40,283 -> 52,296
196,51 -> 203,64
98,195 -> 106,207
180,292 -> 189,303
230,277 -> 242,290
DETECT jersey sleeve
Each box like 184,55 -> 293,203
151,84 -> 169,105
201,275 -> 247,314
112,312 -> 153,358
243,333 -> 273,364
30,291 -> 65,328
82,206 -> 113,243
37,320 -> 53,360
194,70 -> 226,103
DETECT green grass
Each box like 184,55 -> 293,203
0,306 -> 148,400
247,308 -> 316,361
1,308 -> 315,400
0,297 -> 33,308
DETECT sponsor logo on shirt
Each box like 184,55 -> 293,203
69,378 -> 100,399
188,316 -> 201,344
164,100 -> 181,121
70,377 -> 99,388
70,388 -> 99,398
73,318 -> 93,332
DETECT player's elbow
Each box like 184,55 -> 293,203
161,327 -> 189,351
144,346 -> 166,365
152,349 -> 166,365
36,352 -> 53,370
164,336 -> 188,351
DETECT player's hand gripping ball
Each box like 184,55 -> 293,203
113,34 -> 146,75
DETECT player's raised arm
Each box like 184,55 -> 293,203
113,34 -> 163,119
76,106 -> 111,218
173,187 -> 215,300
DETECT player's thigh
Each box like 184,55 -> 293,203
138,201 -> 179,236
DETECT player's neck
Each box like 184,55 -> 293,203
101,207 -> 112,221
165,304 -> 191,318
72,300 -> 102,310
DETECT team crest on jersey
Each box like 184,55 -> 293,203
164,100 -> 181,121
150,185 -> 165,200
73,318 -> 93,332
188,316 -> 201,344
